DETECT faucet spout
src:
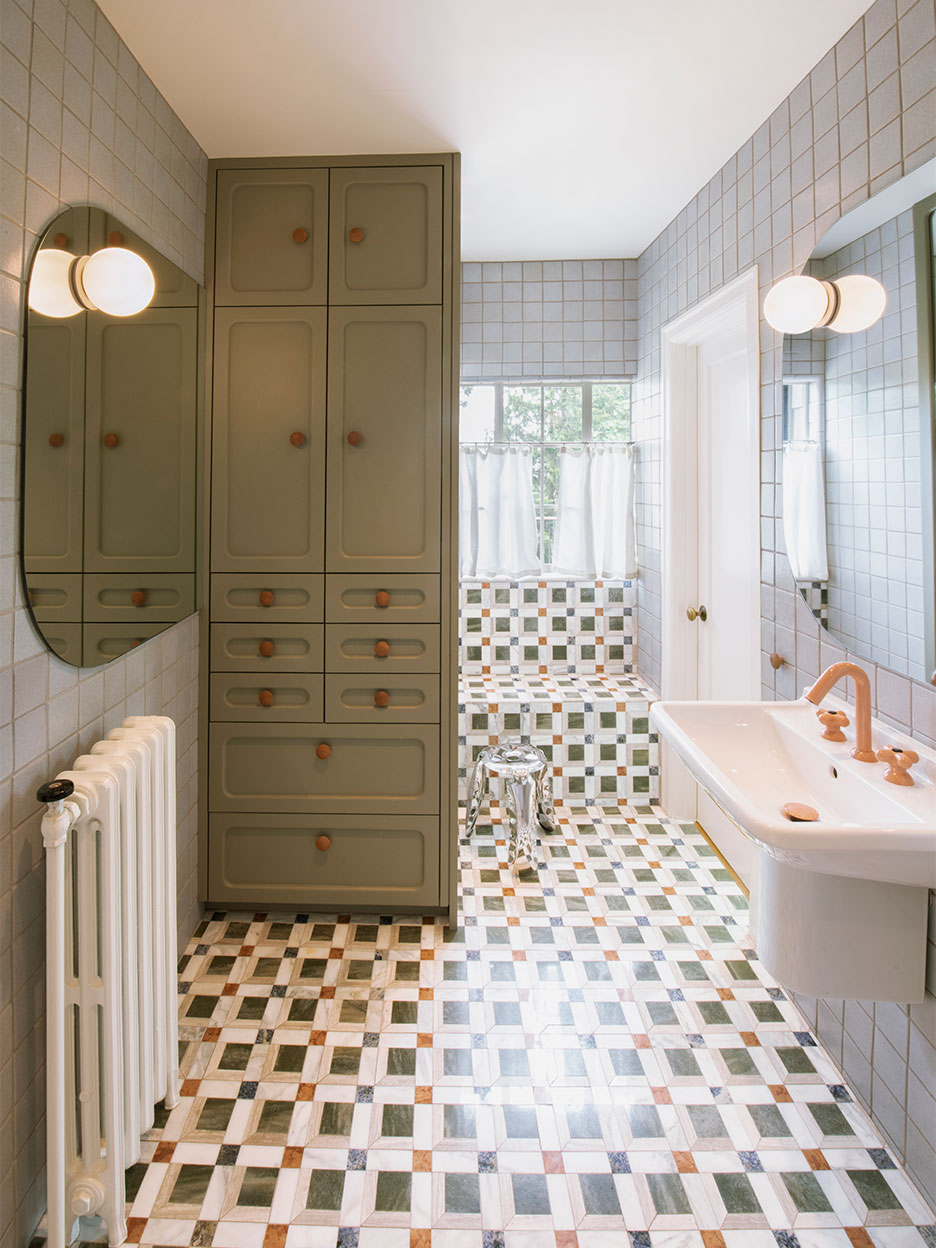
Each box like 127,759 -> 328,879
804,661 -> 876,762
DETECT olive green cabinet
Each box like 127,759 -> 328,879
204,154 -> 458,915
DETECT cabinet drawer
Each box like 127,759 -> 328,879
325,674 -> 440,723
325,574 -> 440,622
83,574 -> 195,622
26,573 -> 82,621
215,168 -> 328,305
211,573 -> 324,622
325,624 -> 440,673
83,622 -> 166,666
209,723 -> 439,814
210,623 -> 324,672
210,673 -> 324,722
208,813 -> 439,908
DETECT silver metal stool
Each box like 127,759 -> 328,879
465,740 -> 557,870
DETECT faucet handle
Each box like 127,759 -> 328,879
817,708 -> 850,741
876,746 -> 919,786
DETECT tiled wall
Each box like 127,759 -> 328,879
460,259 -> 638,380
630,0 -> 936,1208
0,0 -> 207,1239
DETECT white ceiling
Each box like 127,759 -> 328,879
98,0 -> 871,261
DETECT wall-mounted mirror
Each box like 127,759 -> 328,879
781,161 -> 936,684
21,207 -> 202,667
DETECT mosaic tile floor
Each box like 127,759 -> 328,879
122,803 -> 936,1248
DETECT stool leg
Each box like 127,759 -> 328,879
505,770 -> 538,871
465,755 -> 488,837
536,768 -> 557,832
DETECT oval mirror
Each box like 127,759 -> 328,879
21,206 -> 202,667
781,160 -> 936,685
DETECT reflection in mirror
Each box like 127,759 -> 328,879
22,207 -> 201,667
782,161 -> 936,685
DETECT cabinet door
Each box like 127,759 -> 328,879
329,166 -> 443,304
326,307 -> 441,573
212,308 -> 326,573
84,308 -> 197,573
215,168 -> 328,305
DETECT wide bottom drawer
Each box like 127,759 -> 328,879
208,813 -> 440,907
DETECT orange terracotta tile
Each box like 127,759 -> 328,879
262,1226 -> 288,1248
410,1231 -> 432,1248
221,983 -> 238,996
554,1234 -> 579,1248
328,948 -> 344,959
152,1141 -> 175,1163
420,949 -> 435,960
296,1083 -> 316,1100
507,917 -> 521,927
125,1218 -> 146,1243
203,1027 -> 221,1043
697,950 -> 713,961
633,1033 -> 651,1049
604,950 -> 620,961
740,1031 -> 760,1046
804,1148 -> 830,1170
180,1078 -> 200,1097
717,987 -> 734,1000
412,1150 -> 432,1172
845,1232 -> 875,1248
319,986 -> 336,999
701,1233 -> 727,1248
512,950 -> 527,961
417,1033 -> 434,1048
771,1084 -> 793,1102
419,987 -> 434,1000
679,915 -> 693,926
593,916 -> 607,926
582,887 -> 595,897
674,1150 -> 698,1173
415,1086 -> 433,1103
239,945 -> 254,956
282,1147 -> 303,1168
543,1151 -> 565,1173
503,887 -> 516,897
310,1030 -> 327,1046
662,886 -> 676,895
652,1087 -> 672,1104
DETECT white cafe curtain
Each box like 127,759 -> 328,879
459,444 -> 540,579
782,440 -> 829,582
551,443 -> 638,578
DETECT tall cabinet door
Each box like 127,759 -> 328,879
329,167 -> 443,305
215,168 -> 328,306
326,307 -> 441,573
84,308 -> 197,573
212,307 -> 327,573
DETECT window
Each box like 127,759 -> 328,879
459,381 -> 631,564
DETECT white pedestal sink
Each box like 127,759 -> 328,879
650,696 -> 936,1003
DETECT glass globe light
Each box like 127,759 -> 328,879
762,275 -> 831,334
827,274 -> 887,333
78,247 -> 155,316
28,248 -> 82,318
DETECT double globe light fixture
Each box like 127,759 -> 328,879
763,272 -> 887,335
28,242 -> 156,319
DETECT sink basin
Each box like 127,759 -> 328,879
650,696 -> 936,888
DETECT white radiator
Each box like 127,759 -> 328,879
39,715 -> 180,1248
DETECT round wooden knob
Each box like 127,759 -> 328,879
292,227 -> 308,244
375,591 -> 390,609
130,590 -> 146,607
349,227 -> 365,243
258,590 -> 274,607
108,231 -> 124,246
48,433 -> 64,448
347,430 -> 363,447
769,652 -> 784,670
374,689 -> 390,708
53,233 -> 69,247
316,743 -> 331,760
375,640 -> 390,658
315,835 -> 331,851
290,431 -> 306,448
259,639 -> 275,658
258,689 -> 274,707
103,433 -> 119,448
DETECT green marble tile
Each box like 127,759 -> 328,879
237,1167 -> 278,1207
750,1001 -> 784,1023
647,1173 -> 691,1215
170,1164 -> 214,1206
504,1106 -> 539,1138
319,1102 -> 354,1136
714,1172 -> 761,1213
381,1104 -> 414,1136
445,1173 -> 481,1214
628,1105 -> 663,1137
567,1106 -> 602,1138
218,1043 -> 253,1071
699,1001 -> 732,1026
688,1105 -> 728,1137
329,1047 -> 361,1076
809,1103 -> 855,1136
391,1001 -> 418,1025
610,1050 -> 644,1077
347,960 -> 372,980
196,1098 -> 235,1133
722,1048 -> 758,1076
237,996 -> 267,1020
256,1101 -> 293,1135
847,1169 -> 902,1211
306,1169 -> 345,1211
394,960 -> 421,981
580,1173 -> 621,1215
782,1171 -> 834,1213
748,1104 -> 792,1138
388,1047 -> 417,1076
442,1048 -> 471,1077
443,1104 -> 476,1138
339,999 -> 368,1024
287,997 -> 317,1022
777,1046 -> 817,1074
375,1171 -> 411,1213
273,1044 -> 306,1073
512,1173 -> 550,1215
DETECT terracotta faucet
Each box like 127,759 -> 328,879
804,662 -> 877,762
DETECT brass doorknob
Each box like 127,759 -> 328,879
347,430 -> 363,447
349,227 -> 365,243
130,590 -> 146,607
292,227 -> 308,244
315,835 -> 331,851
290,431 -> 306,447
374,640 -> 390,658
686,605 -> 707,622
375,590 -> 390,608
48,433 -> 64,448
258,689 -> 274,707
316,743 -> 331,760
259,639 -> 275,657
374,689 -> 390,708
258,590 -> 274,607
103,433 -> 119,448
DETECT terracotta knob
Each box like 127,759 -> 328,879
349,226 -> 365,243
292,227 -> 308,244
347,430 -> 363,447
103,433 -> 119,448
375,640 -> 390,658
315,835 -> 331,851
258,689 -> 274,707
316,743 -> 331,760
48,433 -> 64,448
769,652 -> 784,670
108,231 -> 124,246
817,709 -> 849,741
374,689 -> 390,708
290,431 -> 306,448
53,233 -> 69,247
375,590 -> 390,608
259,639 -> 275,657
258,590 -> 275,607
876,746 -> 919,787
130,590 -> 146,607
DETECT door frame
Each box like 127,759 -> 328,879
660,267 -> 761,813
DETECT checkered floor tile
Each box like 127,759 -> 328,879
113,803 -> 935,1248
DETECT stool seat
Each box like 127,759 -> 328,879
465,738 -> 556,870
